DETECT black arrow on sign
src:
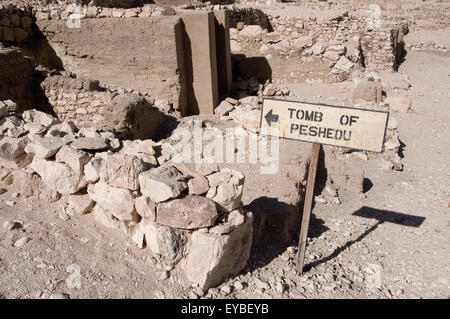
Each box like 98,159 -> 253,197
265,109 -> 279,127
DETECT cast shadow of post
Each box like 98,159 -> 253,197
303,206 -> 425,272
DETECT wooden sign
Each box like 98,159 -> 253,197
259,98 -> 389,275
260,98 -> 389,152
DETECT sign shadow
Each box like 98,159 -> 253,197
303,206 -> 425,272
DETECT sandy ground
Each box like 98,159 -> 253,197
0,1 -> 449,299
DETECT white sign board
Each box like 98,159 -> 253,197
260,98 -> 389,152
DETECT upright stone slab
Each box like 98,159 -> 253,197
181,12 -> 219,115
214,10 -> 232,98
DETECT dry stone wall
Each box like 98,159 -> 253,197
0,107 -> 253,290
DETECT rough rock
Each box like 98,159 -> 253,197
215,100 -> 235,117
351,76 -> 382,104
92,204 -> 133,236
182,211 -> 253,290
387,94 -> 412,113
22,109 -> 56,128
105,154 -> 145,191
24,137 -> 69,159
100,94 -> 164,139
135,196 -> 156,221
229,107 -> 261,132
137,221 -> 185,260
0,136 -> 33,169
138,165 -> 187,203
87,182 -> 136,221
157,195 -> 218,230
239,25 -> 264,37
66,193 -> 95,215
84,157 -> 102,183
188,174 -> 209,195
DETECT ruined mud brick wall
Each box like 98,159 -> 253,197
35,16 -> 188,114
40,74 -> 165,138
40,75 -> 110,126
266,13 -> 406,72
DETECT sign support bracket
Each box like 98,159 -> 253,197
296,142 -> 321,275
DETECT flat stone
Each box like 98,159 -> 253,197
22,109 -> 56,128
157,195 -> 218,229
71,137 -> 108,151
188,174 -> 209,195
25,137 -> 69,159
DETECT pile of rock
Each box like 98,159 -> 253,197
0,107 -> 253,290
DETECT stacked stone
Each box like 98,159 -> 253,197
0,107 -> 253,290
0,2 -> 36,43
41,75 -> 110,127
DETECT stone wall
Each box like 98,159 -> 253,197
0,108 -> 253,290
0,2 -> 38,43
40,74 -> 164,139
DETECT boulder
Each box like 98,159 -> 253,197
239,25 -> 264,37
120,139 -> 158,168
87,182 -> 136,221
84,157 -> 103,183
30,158 -> 84,195
181,210 -> 253,290
100,94 -> 164,140
92,205 -> 134,236
332,56 -> 354,73
8,170 -> 60,202
138,165 -> 187,203
208,168 -> 245,213
157,195 -> 218,230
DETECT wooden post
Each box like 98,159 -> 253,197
296,143 -> 321,274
